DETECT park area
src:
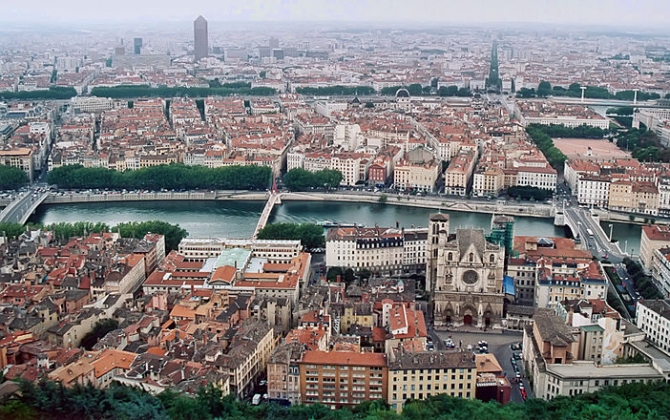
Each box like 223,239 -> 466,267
552,138 -> 631,161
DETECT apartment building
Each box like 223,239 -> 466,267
525,309 -> 663,400
299,350 -> 388,408
0,148 -> 34,181
216,319 -> 275,398
267,341 -> 305,405
443,150 -> 476,196
71,97 -> 115,113
577,176 -> 610,208
631,182 -> 660,216
387,351 -> 476,413
640,225 -> 670,272
393,159 -> 440,192
515,101 -> 609,129
636,300 -> 670,356
326,226 -> 430,274
506,236 -> 593,306
516,166 -> 557,191
472,167 -> 504,197
650,247 -> 670,298
535,261 -> 607,309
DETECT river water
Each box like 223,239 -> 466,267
32,200 -> 570,240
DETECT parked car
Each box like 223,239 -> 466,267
511,342 -> 522,351
444,338 -> 455,349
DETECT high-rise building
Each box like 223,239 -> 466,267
194,15 -> 208,62
133,38 -> 142,55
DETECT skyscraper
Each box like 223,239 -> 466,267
133,38 -> 142,55
194,16 -> 208,62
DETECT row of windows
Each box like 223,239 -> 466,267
393,382 -> 471,391
392,391 -> 471,401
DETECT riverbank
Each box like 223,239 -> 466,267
30,190 -> 555,219
281,192 -> 555,219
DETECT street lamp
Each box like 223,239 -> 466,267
608,224 -> 613,242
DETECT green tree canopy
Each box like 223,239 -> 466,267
256,222 -> 325,249
0,86 -> 76,100
90,85 -> 275,99
295,86 -> 375,96
283,168 -> 342,191
537,81 -> 552,97
9,378 -> 670,420
525,126 -> 568,170
0,222 -> 27,239
0,164 -> 29,190
46,164 -> 272,191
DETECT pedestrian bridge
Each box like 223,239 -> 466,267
252,192 -> 281,239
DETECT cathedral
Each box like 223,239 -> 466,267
426,213 -> 506,329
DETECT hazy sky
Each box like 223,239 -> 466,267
4,0 -> 670,27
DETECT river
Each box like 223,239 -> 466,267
31,200 -> 570,239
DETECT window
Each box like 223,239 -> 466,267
448,252 -> 453,261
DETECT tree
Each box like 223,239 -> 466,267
407,84 -> 424,96
516,88 -> 536,98
0,222 -> 27,239
343,268 -> 356,284
295,86 -> 375,96
525,125 -> 568,170
0,86 -> 77,100
11,377 -> 670,420
89,85 -> 275,99
46,164 -> 273,191
507,185 -> 553,201
326,266 -> 344,282
283,168 -> 342,191
0,164 -> 29,189
257,223 -> 325,249
537,81 -> 552,97
438,85 -> 458,97
80,318 -> 119,350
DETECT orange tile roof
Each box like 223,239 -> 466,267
475,354 -> 503,374
91,349 -> 137,378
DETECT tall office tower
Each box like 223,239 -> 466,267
269,37 -> 279,48
133,38 -> 143,55
194,15 -> 208,62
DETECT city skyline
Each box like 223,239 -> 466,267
3,0 -> 670,29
